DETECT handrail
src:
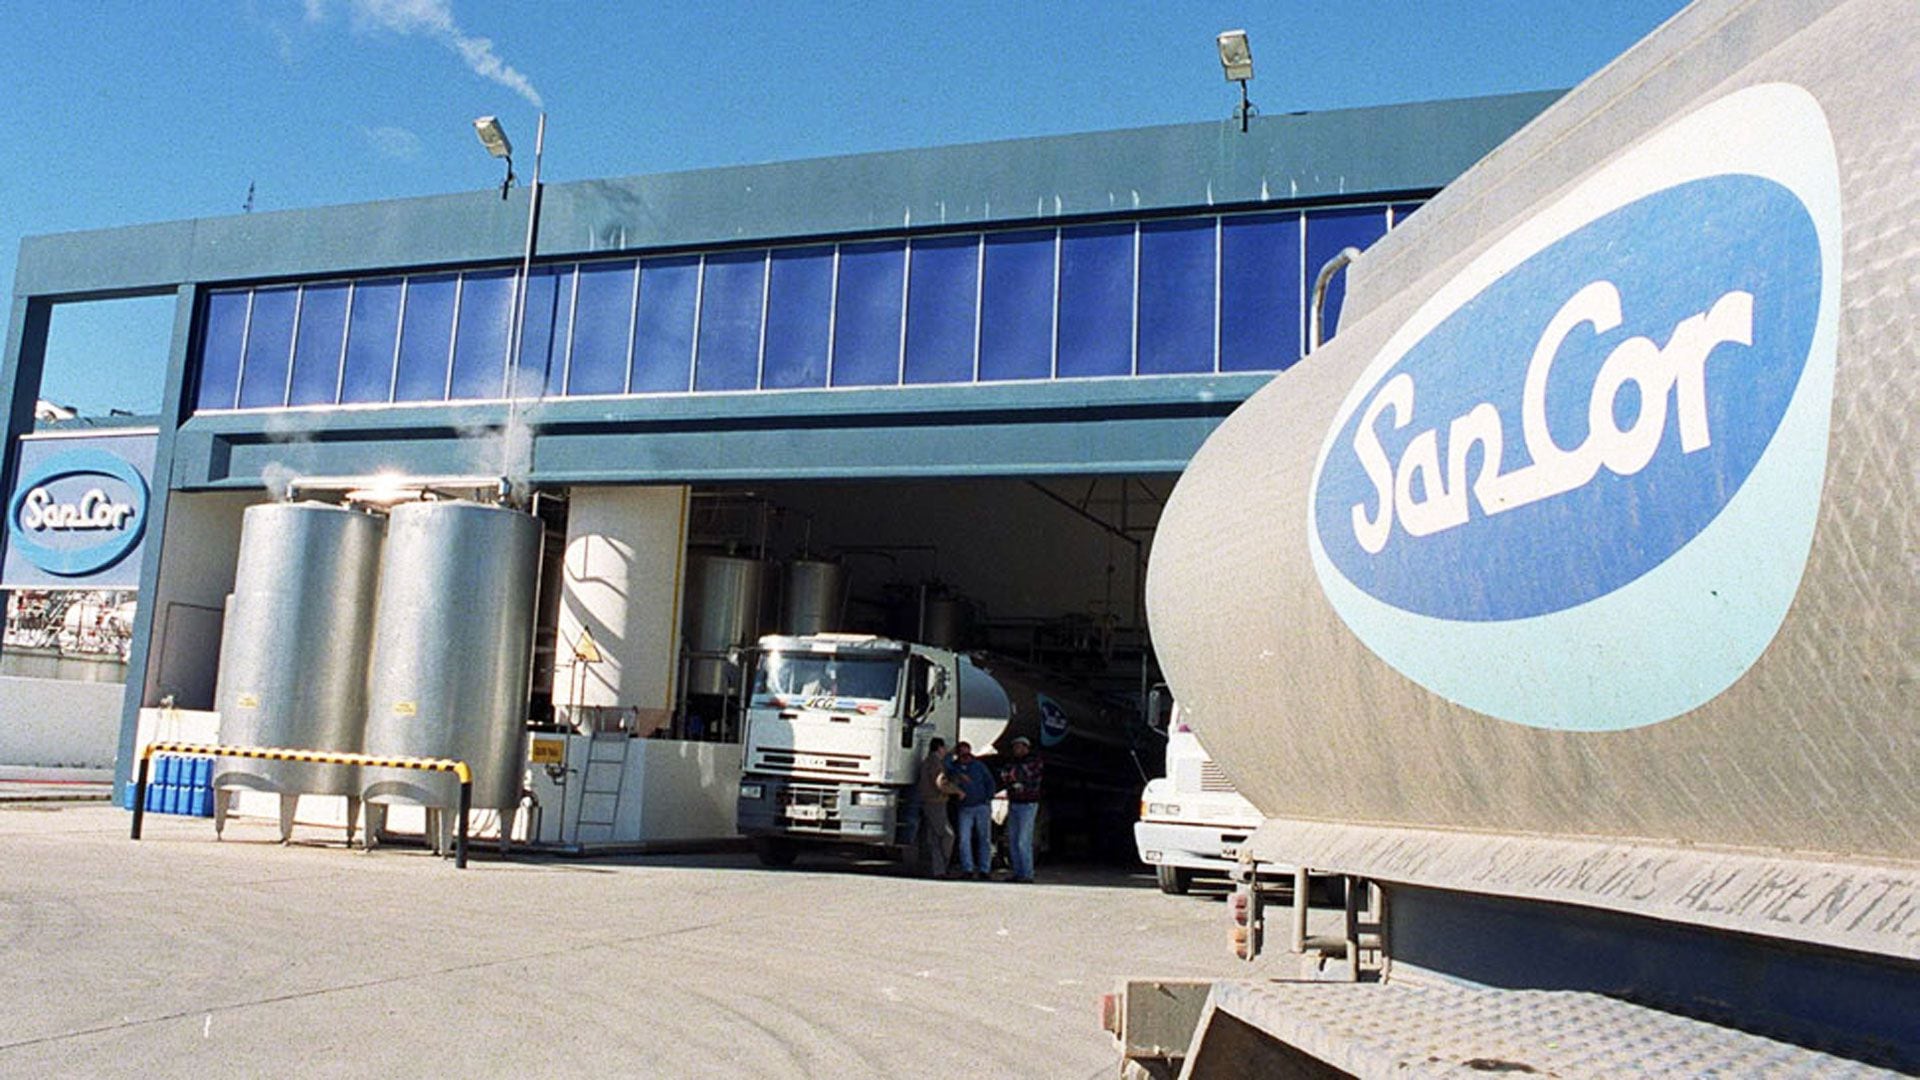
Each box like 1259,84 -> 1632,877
130,741 -> 475,869
1309,245 -> 1364,353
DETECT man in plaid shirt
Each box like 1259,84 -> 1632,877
999,736 -> 1044,883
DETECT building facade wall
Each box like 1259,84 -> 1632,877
0,94 -> 1557,777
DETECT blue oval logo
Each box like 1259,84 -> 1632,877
1036,694 -> 1070,747
7,448 -> 151,576
1314,175 -> 1818,620
1306,83 -> 1841,731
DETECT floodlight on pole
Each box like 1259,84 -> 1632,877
474,115 -> 517,198
1216,30 -> 1255,133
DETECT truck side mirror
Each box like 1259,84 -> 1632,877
1146,686 -> 1167,734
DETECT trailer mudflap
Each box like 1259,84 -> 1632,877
1100,978 -> 1214,1079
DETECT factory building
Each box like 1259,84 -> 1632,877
1,92 -> 1552,839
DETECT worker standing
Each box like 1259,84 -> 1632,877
999,736 -> 1043,883
948,742 -> 997,880
915,738 -> 960,877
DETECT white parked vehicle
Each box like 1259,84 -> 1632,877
1134,702 -> 1267,895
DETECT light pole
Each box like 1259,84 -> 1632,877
473,113 -> 547,398
1217,30 -> 1255,133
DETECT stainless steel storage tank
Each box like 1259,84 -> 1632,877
360,500 -> 541,811
214,502 -> 383,796
682,552 -> 766,697
920,592 -> 972,649
780,558 -> 846,635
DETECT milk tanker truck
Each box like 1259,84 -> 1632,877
1104,1 -> 1920,1074
735,633 -> 1147,867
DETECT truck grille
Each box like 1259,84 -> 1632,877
779,782 -> 843,829
1200,761 -> 1240,794
755,753 -> 867,775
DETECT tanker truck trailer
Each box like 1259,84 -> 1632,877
1108,1 -> 1920,1074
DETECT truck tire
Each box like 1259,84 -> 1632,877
1156,864 -> 1193,895
754,838 -> 798,868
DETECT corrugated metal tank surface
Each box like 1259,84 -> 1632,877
214,502 -> 383,795
360,501 -> 540,810
780,559 -> 845,635
682,553 -> 766,696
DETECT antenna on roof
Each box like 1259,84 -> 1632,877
243,181 -> 256,214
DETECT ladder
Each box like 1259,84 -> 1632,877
572,731 -> 629,844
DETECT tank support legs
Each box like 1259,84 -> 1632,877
344,797 -> 360,848
363,802 -> 386,851
425,808 -> 456,856
277,793 -> 298,844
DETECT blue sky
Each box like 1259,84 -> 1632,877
3,0 -> 1688,415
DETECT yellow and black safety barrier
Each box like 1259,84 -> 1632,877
130,742 -> 476,868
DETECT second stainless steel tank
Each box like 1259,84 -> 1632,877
682,552 -> 767,696
360,500 -> 541,810
920,592 -> 972,649
214,502 -> 383,795
780,558 -> 846,635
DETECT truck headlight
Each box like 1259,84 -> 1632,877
1147,802 -> 1182,817
739,782 -> 764,800
851,791 -> 893,808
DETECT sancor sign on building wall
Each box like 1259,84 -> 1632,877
3,430 -> 156,589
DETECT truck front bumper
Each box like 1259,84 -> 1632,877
1135,819 -> 1269,874
737,775 -> 897,845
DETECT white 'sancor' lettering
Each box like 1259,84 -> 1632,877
19,487 -> 138,532
1348,281 -> 1753,554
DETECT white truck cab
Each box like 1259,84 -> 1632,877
735,633 -> 1008,866
1134,703 -> 1266,894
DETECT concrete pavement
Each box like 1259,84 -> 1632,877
0,803 -> 1301,1078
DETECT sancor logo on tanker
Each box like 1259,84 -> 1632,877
1346,280 -> 1754,560
1306,83 -> 1840,731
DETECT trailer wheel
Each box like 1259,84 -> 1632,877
1156,865 -> 1193,895
754,838 -> 798,868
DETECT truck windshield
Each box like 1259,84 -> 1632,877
755,652 -> 902,713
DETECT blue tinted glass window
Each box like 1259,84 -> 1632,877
1305,207 -> 1388,344
195,290 -> 248,410
1221,213 -> 1302,372
238,287 -> 297,408
449,270 -> 514,400
696,251 -> 766,391
1056,224 -> 1134,378
630,257 -> 699,393
903,236 -> 979,385
393,274 -> 456,402
979,230 -> 1054,382
832,241 -> 905,387
1137,220 -> 1215,375
1390,202 -> 1422,228
341,278 -> 401,403
518,265 -> 575,398
567,261 -> 637,396
289,283 -> 348,405
761,246 -> 833,390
